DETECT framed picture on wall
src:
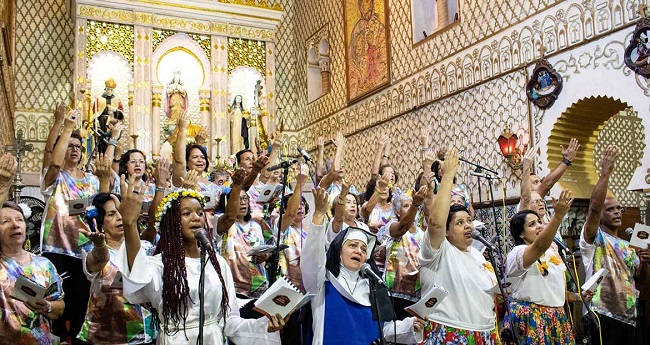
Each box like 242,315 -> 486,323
343,0 -> 391,103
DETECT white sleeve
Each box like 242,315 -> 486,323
40,167 -> 57,195
222,256 -> 281,344
418,232 -> 444,269
506,245 -> 530,277
383,317 -> 423,344
579,226 -> 596,275
80,249 -> 100,281
114,241 -> 163,306
300,222 -> 328,295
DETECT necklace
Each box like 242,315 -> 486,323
341,275 -> 360,294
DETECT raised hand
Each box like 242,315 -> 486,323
312,187 -> 329,224
376,133 -> 389,150
271,131 -> 286,151
441,148 -> 459,178
195,126 -> 209,146
551,189 -> 575,217
332,131 -> 345,148
110,121 -> 125,140
154,158 -> 171,187
422,150 -> 436,170
599,146 -> 619,175
231,168 -> 247,186
375,175 -> 390,193
317,136 -> 324,149
64,109 -> 81,129
79,220 -> 105,246
252,156 -> 270,173
0,153 -> 17,186
413,185 -> 427,206
177,110 -> 190,130
54,101 -> 66,123
561,138 -> 580,161
181,169 -> 200,190
436,145 -> 448,161
522,147 -> 536,171
94,154 -> 112,180
119,174 -> 144,225
419,126 -> 431,147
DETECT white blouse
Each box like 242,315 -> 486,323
115,243 -> 280,345
506,245 -> 566,307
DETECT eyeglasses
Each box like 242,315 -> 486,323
67,144 -> 82,151
127,160 -> 146,166
240,196 -> 250,203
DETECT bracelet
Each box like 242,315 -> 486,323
112,158 -> 121,163
108,139 -> 118,147
96,240 -> 107,249
155,186 -> 165,193
382,155 -> 390,159
562,157 -> 572,166
420,147 -> 429,152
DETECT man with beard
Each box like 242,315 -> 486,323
580,146 -> 650,344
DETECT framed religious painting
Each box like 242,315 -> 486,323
525,59 -> 563,109
623,7 -> 650,78
343,0 -> 391,103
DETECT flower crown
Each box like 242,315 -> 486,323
155,188 -> 205,227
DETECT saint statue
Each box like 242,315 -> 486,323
164,68 -> 188,125
230,95 -> 250,152
92,77 -> 125,153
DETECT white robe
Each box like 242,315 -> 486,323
300,222 -> 422,345
116,243 -> 280,345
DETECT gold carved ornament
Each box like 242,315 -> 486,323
86,20 -> 135,65
227,38 -> 266,75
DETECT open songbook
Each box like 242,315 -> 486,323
581,268 -> 609,293
253,277 -> 314,319
11,274 -> 58,303
404,285 -> 449,319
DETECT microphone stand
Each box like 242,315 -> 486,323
268,162 -> 291,285
369,279 -> 386,345
486,248 -> 519,345
197,240 -> 208,345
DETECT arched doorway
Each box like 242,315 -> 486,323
548,96 -> 645,209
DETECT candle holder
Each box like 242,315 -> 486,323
131,134 -> 139,149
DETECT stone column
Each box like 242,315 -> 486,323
74,18 -> 88,111
151,85 -> 163,156
437,0 -> 449,29
199,89 -> 211,156
133,25 -> 153,154
319,57 -> 331,95
211,35 -> 229,159
265,41 -> 277,133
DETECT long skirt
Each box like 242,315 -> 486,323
420,319 -> 500,345
503,300 -> 574,345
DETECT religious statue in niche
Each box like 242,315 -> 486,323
525,59 -> 563,109
624,5 -> 650,78
164,68 -> 189,125
230,95 -> 250,152
92,77 -> 125,153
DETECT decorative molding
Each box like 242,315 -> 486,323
217,0 -> 282,11
78,5 -> 134,24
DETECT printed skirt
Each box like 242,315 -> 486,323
503,300 -> 574,345
420,320 -> 500,345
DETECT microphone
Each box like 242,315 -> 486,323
266,159 -> 298,172
471,230 -> 496,251
360,263 -> 387,287
625,227 -> 633,236
469,170 -> 489,178
297,147 -> 314,163
553,238 -> 572,257
194,229 -> 213,251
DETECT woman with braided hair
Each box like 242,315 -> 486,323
115,175 -> 285,344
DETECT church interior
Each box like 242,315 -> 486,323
1,0 -> 650,343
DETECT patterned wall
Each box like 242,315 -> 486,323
14,0 -> 73,111
273,0 -> 649,201
0,0 -> 15,147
